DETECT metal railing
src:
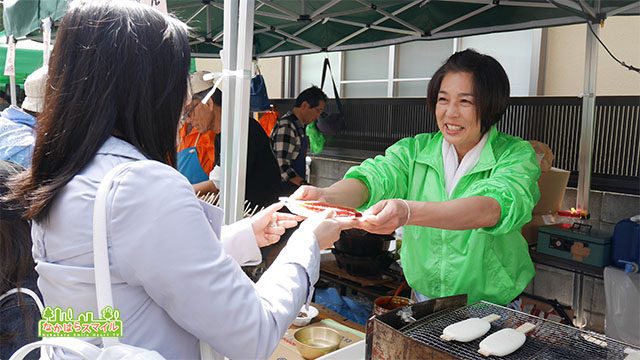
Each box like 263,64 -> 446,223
270,96 -> 639,194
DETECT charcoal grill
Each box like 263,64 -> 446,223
396,301 -> 636,359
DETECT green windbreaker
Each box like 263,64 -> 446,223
344,127 -> 541,305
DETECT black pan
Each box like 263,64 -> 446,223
334,228 -> 394,257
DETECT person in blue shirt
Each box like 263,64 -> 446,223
0,66 -> 47,168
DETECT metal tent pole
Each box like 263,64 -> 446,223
576,22 -> 599,213
221,0 -> 240,224
6,35 -> 17,106
229,0 -> 255,222
573,19 -> 599,330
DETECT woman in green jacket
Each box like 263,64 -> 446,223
294,49 -> 541,305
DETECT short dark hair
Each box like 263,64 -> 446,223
427,49 -> 510,134
7,0 -> 191,220
294,86 -> 327,108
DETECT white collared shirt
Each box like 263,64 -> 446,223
32,136 -> 319,359
442,132 -> 489,197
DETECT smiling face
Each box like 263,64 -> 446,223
435,71 -> 483,159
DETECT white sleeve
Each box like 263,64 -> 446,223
208,165 -> 221,189
107,162 -> 319,359
199,200 -> 261,266
221,218 -> 262,266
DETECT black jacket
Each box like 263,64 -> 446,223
215,118 -> 283,208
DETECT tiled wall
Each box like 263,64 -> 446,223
309,156 -> 640,333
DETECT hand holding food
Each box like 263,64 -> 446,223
251,202 -> 303,247
298,209 -> 359,250
357,199 -> 411,235
280,197 -> 362,218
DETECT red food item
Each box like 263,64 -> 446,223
298,201 -> 362,218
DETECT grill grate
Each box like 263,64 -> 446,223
398,302 -> 634,359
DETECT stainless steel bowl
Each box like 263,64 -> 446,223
293,326 -> 342,359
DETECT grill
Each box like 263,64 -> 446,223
397,302 -> 633,359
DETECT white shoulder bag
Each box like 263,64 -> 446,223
11,162 -> 220,360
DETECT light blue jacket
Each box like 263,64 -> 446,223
33,137 -> 319,359
0,106 -> 36,168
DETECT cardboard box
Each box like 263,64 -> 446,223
522,167 -> 571,244
522,214 -> 557,245
532,167 -> 571,215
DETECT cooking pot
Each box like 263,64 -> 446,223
332,248 -> 394,276
334,229 -> 394,257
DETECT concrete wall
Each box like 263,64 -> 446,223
542,16 -> 640,96
309,157 -> 640,333
194,57 -> 284,98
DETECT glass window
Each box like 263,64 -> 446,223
396,39 -> 453,79
343,82 -> 387,98
460,30 -> 539,96
299,52 -> 340,98
343,47 -> 388,81
395,80 -> 428,97
295,29 -> 539,98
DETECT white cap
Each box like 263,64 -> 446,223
22,66 -> 47,113
190,71 -> 215,96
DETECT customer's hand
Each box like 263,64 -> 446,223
291,185 -> 327,201
299,210 -> 359,250
357,199 -> 410,235
251,202 -> 303,247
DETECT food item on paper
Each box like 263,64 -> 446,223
441,314 -> 500,342
293,305 -> 319,327
478,322 -> 536,357
280,197 -> 362,218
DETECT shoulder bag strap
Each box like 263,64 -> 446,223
320,58 -> 344,115
93,161 -> 219,360
0,288 -> 44,314
9,338 -> 101,360
93,162 -> 135,347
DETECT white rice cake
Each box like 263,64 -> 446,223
478,323 -> 536,357
440,314 -> 500,342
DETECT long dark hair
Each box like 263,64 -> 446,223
427,49 -> 510,134
7,0 -> 191,221
0,161 -> 37,345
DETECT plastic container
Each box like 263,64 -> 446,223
604,266 -> 640,346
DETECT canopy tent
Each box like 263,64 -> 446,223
0,44 -> 42,91
1,0 -> 67,39
4,1 -> 638,57
172,0 -> 640,58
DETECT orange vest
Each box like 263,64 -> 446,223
258,110 -> 279,137
178,123 -> 216,175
